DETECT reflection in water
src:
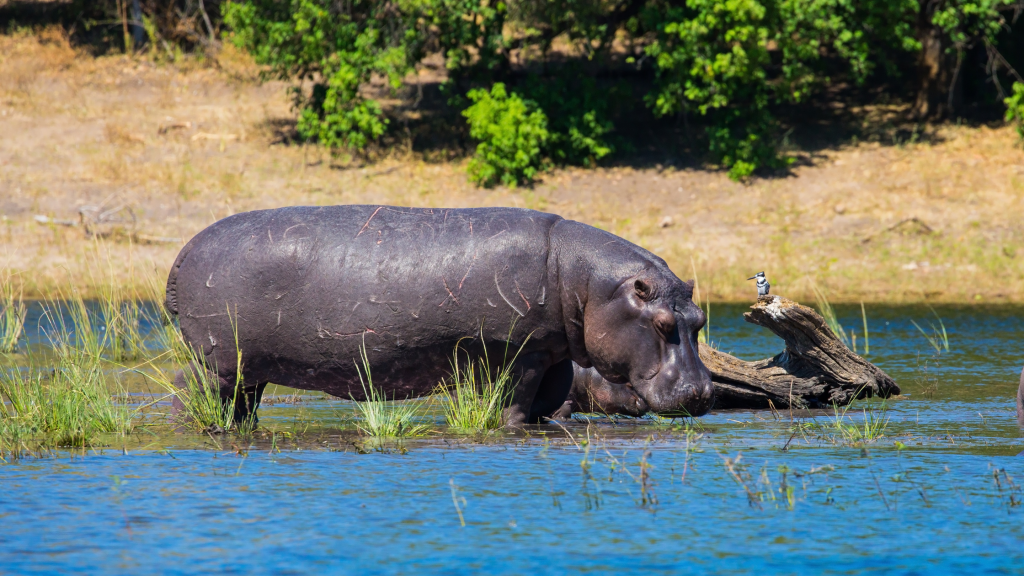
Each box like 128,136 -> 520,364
1,303 -> 1023,573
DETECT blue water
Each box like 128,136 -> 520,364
2,303 -> 1023,574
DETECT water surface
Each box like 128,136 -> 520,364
2,303 -> 1023,574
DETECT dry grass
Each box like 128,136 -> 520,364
1,30 -> 1023,302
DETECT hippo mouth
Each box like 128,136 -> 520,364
617,383 -> 649,417
634,377 -> 715,418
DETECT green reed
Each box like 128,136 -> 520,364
812,285 -> 871,355
352,341 -> 428,438
860,302 -> 870,356
817,400 -> 890,446
140,271 -> 192,364
812,284 -> 848,347
0,417 -> 31,461
911,306 -> 950,354
0,312 -> 138,450
55,288 -> 105,361
438,332 -> 525,433
690,258 -> 711,346
0,270 -> 26,354
98,287 -> 147,362
154,306 -> 248,434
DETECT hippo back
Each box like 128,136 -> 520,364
168,205 -> 567,399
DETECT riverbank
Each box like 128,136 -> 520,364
1,30 -> 1022,302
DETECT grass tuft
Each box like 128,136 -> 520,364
353,341 -> 428,438
169,354 -> 237,433
0,270 -> 26,354
817,400 -> 890,445
812,284 -> 849,347
438,333 -> 525,433
1,310 -> 137,449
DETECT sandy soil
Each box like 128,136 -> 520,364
1,30 -> 1023,302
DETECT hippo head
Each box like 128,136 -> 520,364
579,270 -> 714,417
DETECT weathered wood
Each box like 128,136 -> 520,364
704,294 -> 898,409
563,294 -> 899,415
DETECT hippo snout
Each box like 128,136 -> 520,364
672,378 -> 715,417
640,370 -> 715,417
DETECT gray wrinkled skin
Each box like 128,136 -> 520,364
166,205 -> 714,426
549,362 -> 649,419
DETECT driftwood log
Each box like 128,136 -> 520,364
563,294 -> 899,416
703,294 -> 898,409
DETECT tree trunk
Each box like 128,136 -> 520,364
913,6 -> 962,119
563,295 -> 900,416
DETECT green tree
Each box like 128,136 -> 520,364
641,0 -> 919,179
223,0 -> 424,150
218,0 -> 1023,184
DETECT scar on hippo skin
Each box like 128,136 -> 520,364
166,205 -> 714,426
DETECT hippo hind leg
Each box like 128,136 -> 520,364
171,363 -> 266,429
529,358 -> 575,423
231,381 -> 267,427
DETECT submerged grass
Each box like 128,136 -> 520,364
815,400 -> 890,446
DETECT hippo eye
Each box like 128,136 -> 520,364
634,279 -> 653,300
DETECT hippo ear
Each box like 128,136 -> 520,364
684,279 -> 695,289
634,278 -> 653,301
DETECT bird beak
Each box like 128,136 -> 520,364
747,276 -> 757,280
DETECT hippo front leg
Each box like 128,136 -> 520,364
504,353 -> 556,428
529,358 -> 574,422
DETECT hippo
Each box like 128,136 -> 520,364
550,363 -> 649,419
165,205 -> 714,427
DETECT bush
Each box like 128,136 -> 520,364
463,83 -> 550,187
1007,81 -> 1024,142
642,0 -> 919,180
520,72 -> 618,167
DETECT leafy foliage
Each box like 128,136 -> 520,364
931,0 -> 1018,49
1006,82 -> 1024,141
223,0 -> 423,150
640,0 -> 921,179
218,0 -> 1024,182
521,72 -> 618,167
463,83 -> 550,187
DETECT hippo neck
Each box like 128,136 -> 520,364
549,219 -> 665,369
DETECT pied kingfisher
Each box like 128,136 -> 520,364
747,272 -> 770,296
